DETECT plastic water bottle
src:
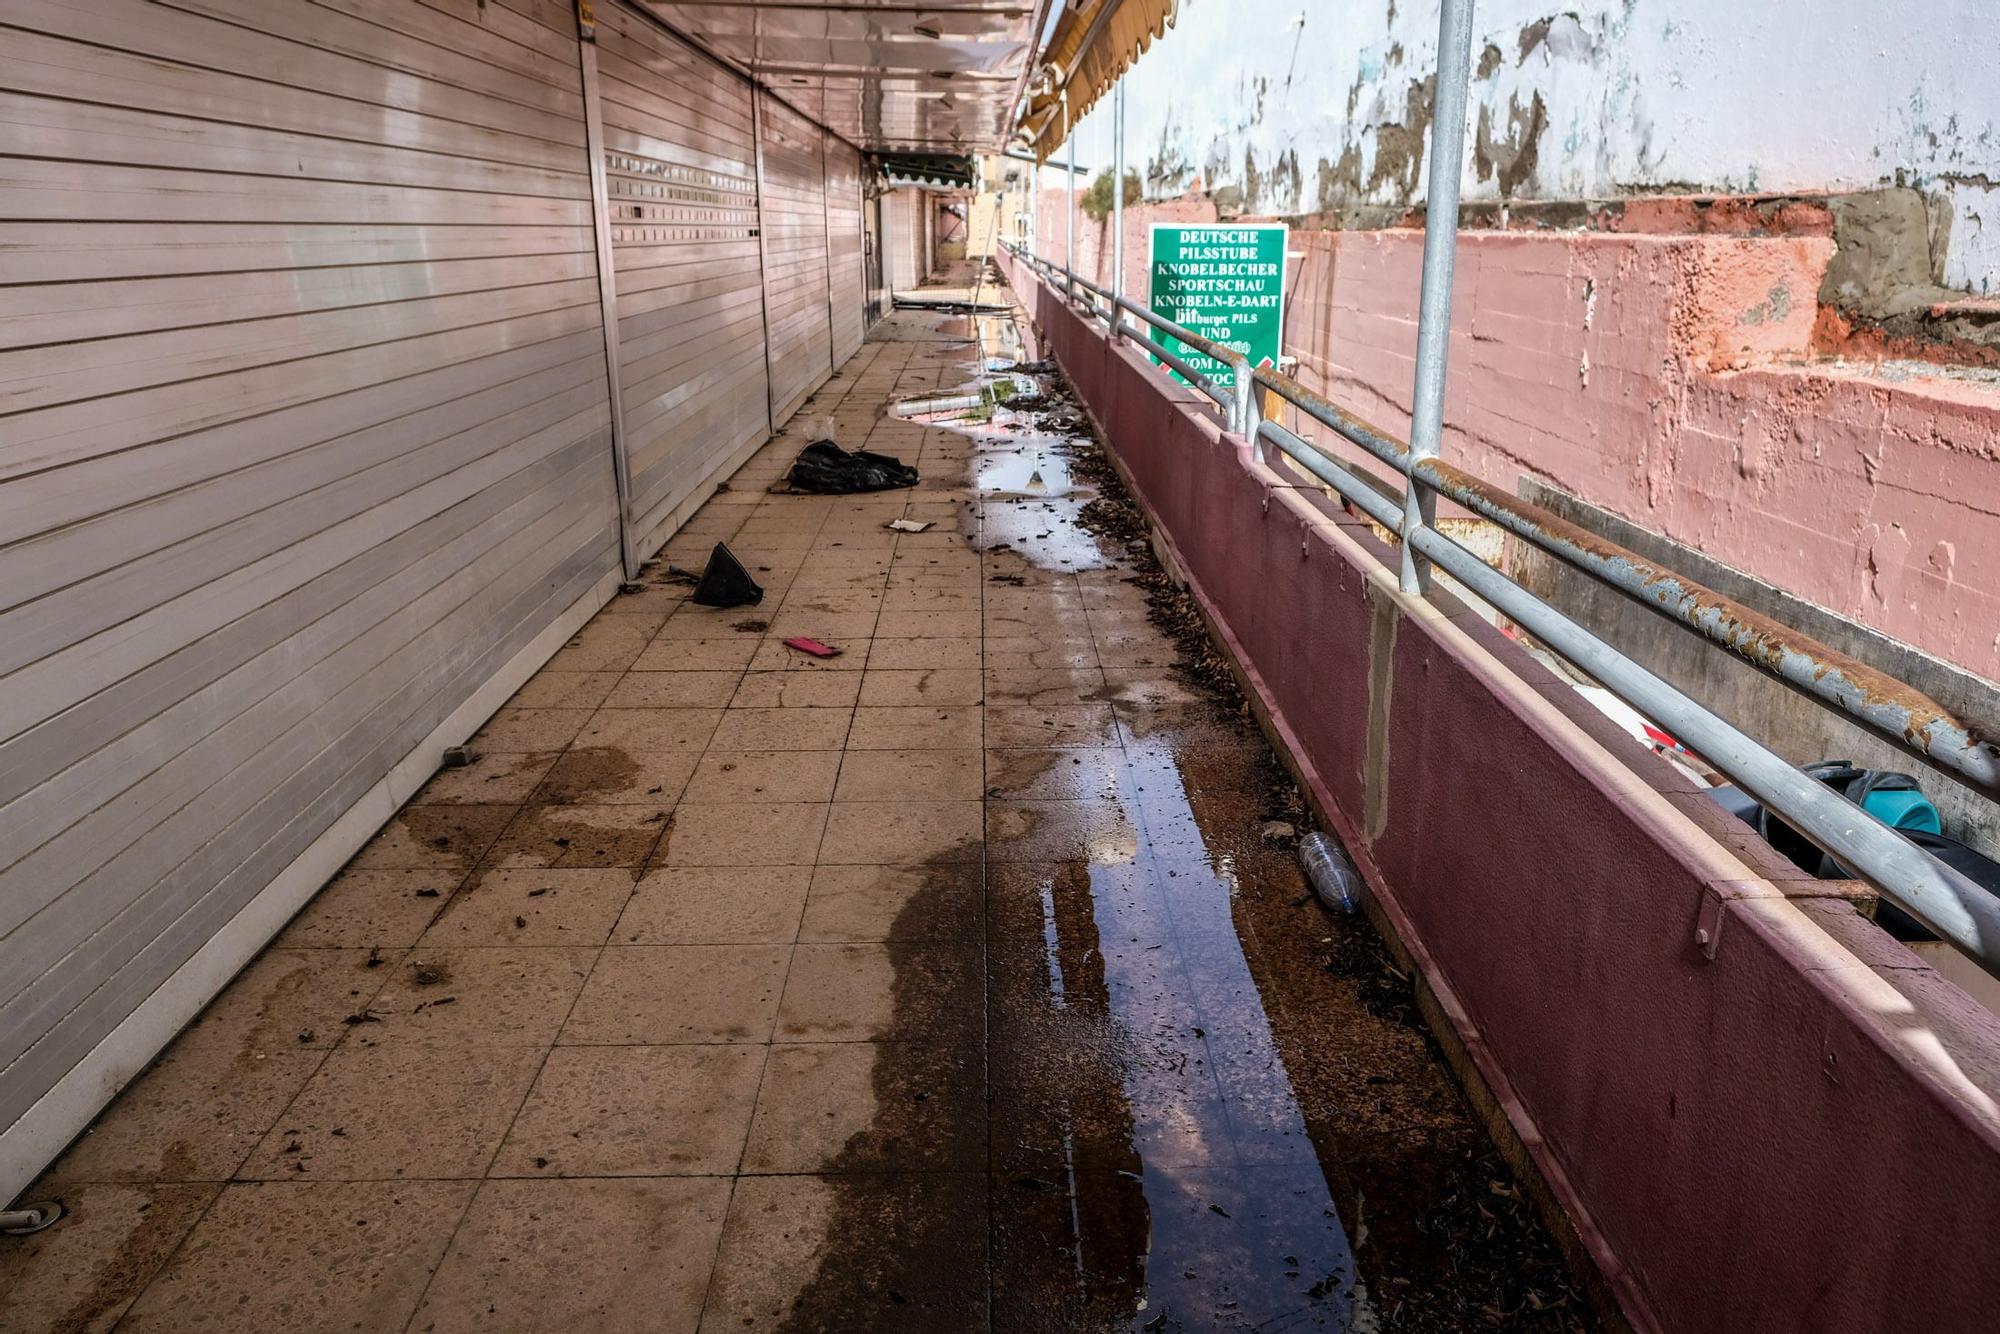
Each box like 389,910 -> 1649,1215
1298,831 -> 1364,916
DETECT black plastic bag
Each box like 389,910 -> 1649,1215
788,440 -> 919,494
690,542 -> 763,607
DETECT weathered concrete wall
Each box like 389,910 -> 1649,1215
1063,0 -> 2000,294
1032,196 -> 2000,685
1000,250 -> 2000,1334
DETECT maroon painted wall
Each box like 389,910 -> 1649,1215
999,253 -> 2000,1334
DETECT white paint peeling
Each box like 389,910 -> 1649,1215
1062,0 -> 2000,291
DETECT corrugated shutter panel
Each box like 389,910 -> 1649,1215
758,92 -> 834,424
824,136 -> 866,365
0,0 -> 618,1146
593,1 -> 770,547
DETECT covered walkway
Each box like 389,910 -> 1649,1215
1,269 -> 1582,1332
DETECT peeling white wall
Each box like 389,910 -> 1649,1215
1064,0 -> 1999,292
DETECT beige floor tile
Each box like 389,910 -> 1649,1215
818,801 -> 983,864
980,666 -> 1109,706
707,705 -> 854,751
346,804 -> 513,872
983,747 -> 1128,802
864,636 -> 982,670
40,1044 -> 326,1185
656,606 -> 778,639
1098,668 -> 1207,704
614,867 -> 807,945
776,942 -> 979,1043
984,800 -> 1141,863
856,667 -> 984,706
982,637 -> 1099,670
534,747 -> 699,805
420,868 -> 635,947
728,669 -> 864,708
236,1043 -> 544,1180
1094,639 -> 1177,669
544,619 -> 654,672
561,945 -> 789,1044
577,707 -> 722,752
846,705 -> 982,750
276,868 -> 449,949
413,1178 -> 728,1334
799,865 -> 984,942
986,611 -> 1095,640
485,803 -> 672,868
699,1173 -> 987,1333
491,1045 -> 763,1177
741,1043 -> 984,1172
603,670 -> 742,709
601,583 -> 688,616
361,946 -> 594,1047
661,801 -> 828,867
747,637 -> 869,670
831,748 -> 984,803
632,636 -> 763,671
0,1182 -> 218,1334
412,750 -> 559,804
185,948 -> 385,1055
983,702 -> 1121,748
120,1180 -> 473,1332
682,749 -> 843,803
776,587 -> 884,616
872,609 -> 983,638
767,610 -> 881,641
880,587 -> 981,613
469,707 -> 591,751
504,668 -> 620,708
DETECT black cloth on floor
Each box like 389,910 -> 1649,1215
690,542 -> 764,607
787,440 -> 919,494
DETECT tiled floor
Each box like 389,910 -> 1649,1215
2,269 -> 1572,1332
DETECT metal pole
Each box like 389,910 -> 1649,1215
1027,151 -> 1038,254
1399,0 -> 1477,595
576,26 -> 639,580
1110,79 -> 1126,342
1065,112 -> 1077,298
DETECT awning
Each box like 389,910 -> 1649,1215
872,152 -> 977,191
1021,0 -> 1178,163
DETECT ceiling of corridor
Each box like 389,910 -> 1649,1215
642,1 -> 1052,154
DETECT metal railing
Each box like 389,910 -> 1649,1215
999,236 -> 2000,982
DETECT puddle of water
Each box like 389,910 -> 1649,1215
974,445 -> 1080,498
1004,739 -> 1357,1331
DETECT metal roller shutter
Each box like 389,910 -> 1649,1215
889,188 -> 925,292
824,135 -> 866,365
0,0 -> 622,1192
591,1 -> 771,550
757,91 -> 834,425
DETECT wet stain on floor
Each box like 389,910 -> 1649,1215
787,276 -> 1595,1330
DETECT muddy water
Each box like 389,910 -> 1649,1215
781,298 -> 1592,1332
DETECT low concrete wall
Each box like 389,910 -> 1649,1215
1000,252 -> 2000,1334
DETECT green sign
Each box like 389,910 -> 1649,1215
1146,223 -> 1286,386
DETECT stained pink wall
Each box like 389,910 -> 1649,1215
1002,251 -> 2000,1334
1030,191 -> 2000,680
